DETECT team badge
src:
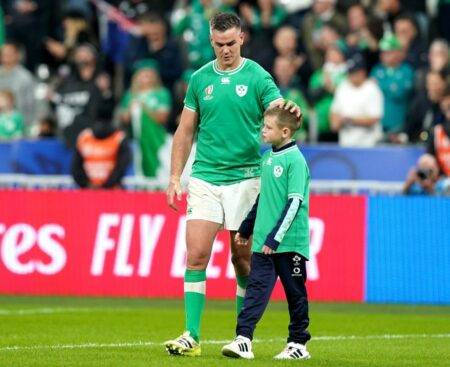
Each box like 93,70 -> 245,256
273,165 -> 283,177
203,85 -> 214,100
235,84 -> 248,97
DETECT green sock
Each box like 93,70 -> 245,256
184,269 -> 206,343
236,275 -> 248,316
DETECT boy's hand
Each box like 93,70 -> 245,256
234,233 -> 248,246
262,245 -> 274,255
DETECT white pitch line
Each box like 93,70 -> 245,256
1,334 -> 450,352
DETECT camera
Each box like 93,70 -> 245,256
417,168 -> 432,180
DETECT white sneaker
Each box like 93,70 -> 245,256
221,335 -> 254,359
274,342 -> 310,360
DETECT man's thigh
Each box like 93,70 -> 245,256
186,219 -> 222,269
222,178 -> 260,230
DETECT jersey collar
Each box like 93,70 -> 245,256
272,140 -> 296,153
213,58 -> 247,75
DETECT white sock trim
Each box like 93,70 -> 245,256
236,284 -> 246,298
184,280 -> 206,294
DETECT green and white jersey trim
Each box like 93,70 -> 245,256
274,196 -> 301,243
212,58 -> 248,75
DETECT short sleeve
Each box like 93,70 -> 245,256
258,70 -> 282,110
184,73 -> 199,112
287,157 -> 308,201
366,82 -> 383,118
155,88 -> 172,111
330,85 -> 343,115
119,90 -> 132,110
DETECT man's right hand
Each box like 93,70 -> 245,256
234,233 -> 249,246
166,176 -> 182,211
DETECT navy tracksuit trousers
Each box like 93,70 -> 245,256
236,252 -> 311,344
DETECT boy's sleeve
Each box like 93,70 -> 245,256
184,74 -> 199,112
264,159 -> 307,250
238,195 -> 260,239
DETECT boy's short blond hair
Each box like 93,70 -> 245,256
264,105 -> 302,137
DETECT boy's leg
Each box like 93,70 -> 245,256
236,253 -> 278,340
274,253 -> 311,345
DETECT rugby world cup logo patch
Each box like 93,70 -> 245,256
204,84 -> 214,100
236,84 -> 248,97
274,165 -> 283,177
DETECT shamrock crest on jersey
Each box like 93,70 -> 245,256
236,84 -> 248,97
274,165 -> 283,177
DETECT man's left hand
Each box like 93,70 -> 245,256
271,99 -> 302,119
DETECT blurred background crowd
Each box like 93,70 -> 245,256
0,0 -> 449,194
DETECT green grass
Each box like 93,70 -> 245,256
1,296 -> 449,366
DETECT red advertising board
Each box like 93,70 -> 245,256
0,190 -> 365,301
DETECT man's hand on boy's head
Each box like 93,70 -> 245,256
262,245 -> 274,255
270,99 -> 302,119
234,233 -> 249,246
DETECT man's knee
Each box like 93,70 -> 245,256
186,249 -> 210,270
231,252 -> 251,274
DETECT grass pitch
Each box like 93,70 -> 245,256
1,296 -> 449,366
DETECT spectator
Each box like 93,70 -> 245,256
373,0 -> 402,34
44,8 -> 97,68
72,112 -> 130,189
278,0 -> 313,28
394,13 -> 427,69
371,34 -> 414,142
172,0 -> 232,70
330,53 -> 384,146
301,0 -> 347,70
125,12 -> 183,91
345,3 -> 383,71
415,39 -> 449,93
240,0 -> 287,32
0,89 -> 24,140
406,70 -> 448,143
36,115 -> 57,138
0,41 -> 36,127
427,87 -> 450,177
3,0 -> 61,71
273,55 -> 310,140
119,59 -> 172,179
308,41 -> 347,141
402,154 -> 447,195
273,26 -> 310,85
51,43 -> 102,147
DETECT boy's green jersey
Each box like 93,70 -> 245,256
252,143 -> 310,259
184,58 -> 282,185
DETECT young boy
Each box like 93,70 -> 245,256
221,106 -> 311,360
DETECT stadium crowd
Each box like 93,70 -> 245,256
0,0 -> 449,192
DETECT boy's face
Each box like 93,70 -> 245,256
262,116 -> 291,145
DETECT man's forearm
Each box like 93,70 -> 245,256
170,128 -> 194,180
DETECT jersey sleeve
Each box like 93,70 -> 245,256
155,88 -> 172,112
287,157 -> 309,201
184,73 -> 199,112
258,70 -> 282,110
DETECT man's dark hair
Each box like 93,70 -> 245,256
210,12 -> 241,32
264,106 -> 302,136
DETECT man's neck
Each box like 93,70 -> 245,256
217,56 -> 243,71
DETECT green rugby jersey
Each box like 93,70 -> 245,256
252,142 -> 310,258
184,58 -> 282,185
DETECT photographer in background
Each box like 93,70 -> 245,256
402,154 -> 448,196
